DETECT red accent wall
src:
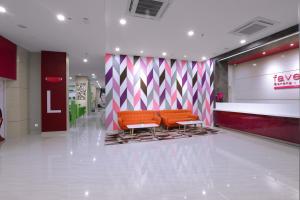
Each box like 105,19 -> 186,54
41,51 -> 67,132
229,41 -> 299,65
0,36 -> 17,80
214,111 -> 300,144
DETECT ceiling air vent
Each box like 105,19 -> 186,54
231,17 -> 278,36
128,0 -> 171,20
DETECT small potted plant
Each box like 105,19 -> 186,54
216,92 -> 224,102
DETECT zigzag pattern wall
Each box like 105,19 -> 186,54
105,54 -> 214,130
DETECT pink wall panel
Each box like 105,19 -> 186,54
0,36 -> 17,80
41,51 -> 67,132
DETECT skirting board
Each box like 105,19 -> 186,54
41,131 -> 69,137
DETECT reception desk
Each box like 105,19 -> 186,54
214,103 -> 300,144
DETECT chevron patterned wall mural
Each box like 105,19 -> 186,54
105,54 -> 214,130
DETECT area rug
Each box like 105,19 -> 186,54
105,127 -> 219,145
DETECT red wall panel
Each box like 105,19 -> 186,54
0,36 -> 17,80
41,51 -> 67,132
214,111 -> 300,144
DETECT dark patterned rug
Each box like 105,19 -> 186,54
105,127 -> 219,145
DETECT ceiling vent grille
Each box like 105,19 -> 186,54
128,0 -> 171,20
231,17 -> 278,36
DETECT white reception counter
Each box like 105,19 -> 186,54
214,102 -> 300,119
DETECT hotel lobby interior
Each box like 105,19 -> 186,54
0,0 -> 299,199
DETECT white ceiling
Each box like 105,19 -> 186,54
106,0 -> 298,60
0,0 -> 298,86
0,0 -> 106,86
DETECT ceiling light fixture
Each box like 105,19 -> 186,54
140,50 -> 144,54
17,24 -> 27,29
202,56 -> 207,61
184,55 -> 187,58
115,47 -> 120,52
253,63 -> 257,66
187,30 -> 194,37
162,52 -> 167,56
56,14 -> 66,22
69,77 -> 72,80
91,73 -> 95,76
83,58 -> 88,63
0,6 -> 6,13
290,43 -> 294,47
240,39 -> 246,44
119,18 -> 127,25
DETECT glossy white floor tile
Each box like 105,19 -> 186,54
0,111 -> 299,200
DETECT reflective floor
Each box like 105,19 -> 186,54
0,111 -> 299,200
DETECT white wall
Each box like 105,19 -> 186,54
91,85 -> 97,111
229,48 -> 299,104
0,80 -> 5,138
28,52 -> 41,133
5,47 -> 29,138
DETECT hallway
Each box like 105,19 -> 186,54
0,111 -> 298,200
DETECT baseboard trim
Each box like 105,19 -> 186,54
41,131 -> 68,137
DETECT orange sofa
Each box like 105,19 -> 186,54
118,110 -> 161,130
160,109 -> 199,128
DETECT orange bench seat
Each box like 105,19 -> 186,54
160,109 -> 199,128
118,110 -> 161,130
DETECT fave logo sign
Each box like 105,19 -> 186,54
273,72 -> 300,89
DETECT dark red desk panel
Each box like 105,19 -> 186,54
214,111 -> 300,144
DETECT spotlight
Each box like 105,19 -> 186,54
119,18 -> 127,25
56,14 -> 66,22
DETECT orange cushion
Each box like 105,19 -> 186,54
123,119 -> 158,126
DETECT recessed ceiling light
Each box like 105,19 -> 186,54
119,18 -> 127,25
262,51 -> 266,55
290,43 -> 294,47
0,6 -> 6,13
140,50 -> 144,54
201,56 -> 207,61
115,47 -> 120,52
162,52 -> 167,56
83,58 -> 88,63
69,77 -> 72,80
187,30 -> 194,37
56,14 -> 66,22
184,55 -> 187,58
91,73 -> 95,76
84,191 -> 89,197
17,24 -> 27,29
82,17 -> 89,24
253,63 -> 257,66
240,39 -> 246,44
